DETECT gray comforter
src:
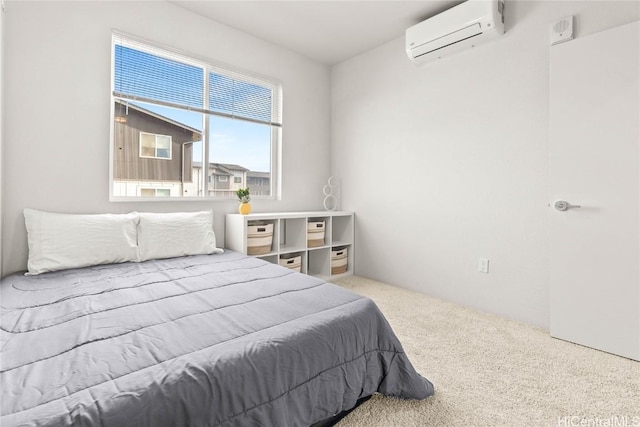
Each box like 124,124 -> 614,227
1,251 -> 434,426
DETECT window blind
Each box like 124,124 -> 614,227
114,44 -> 203,110
113,34 -> 282,127
209,73 -> 273,124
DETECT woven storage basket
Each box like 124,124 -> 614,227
279,254 -> 302,272
247,222 -> 274,255
307,220 -> 325,248
331,246 -> 348,275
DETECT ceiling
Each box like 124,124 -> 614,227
171,1 -> 462,65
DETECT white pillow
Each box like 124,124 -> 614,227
137,210 -> 223,262
23,209 -> 139,275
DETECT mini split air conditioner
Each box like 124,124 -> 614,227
406,0 -> 505,64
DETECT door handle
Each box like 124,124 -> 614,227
554,200 -> 581,211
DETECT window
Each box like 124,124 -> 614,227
140,132 -> 171,159
111,33 -> 282,200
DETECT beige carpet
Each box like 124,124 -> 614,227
332,275 -> 640,427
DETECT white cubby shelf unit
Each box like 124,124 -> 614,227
225,211 -> 355,280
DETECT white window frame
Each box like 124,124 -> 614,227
139,132 -> 172,160
109,32 -> 283,202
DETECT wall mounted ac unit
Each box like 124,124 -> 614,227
406,0 -> 505,64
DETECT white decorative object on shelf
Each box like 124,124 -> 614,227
323,176 -> 339,211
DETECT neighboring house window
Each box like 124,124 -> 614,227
140,188 -> 171,197
140,132 -> 171,159
234,177 -> 242,184
111,32 -> 282,200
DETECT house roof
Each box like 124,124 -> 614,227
247,171 -> 269,178
114,99 -> 203,139
215,163 -> 249,172
191,162 -> 250,175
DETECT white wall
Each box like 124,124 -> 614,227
2,1 -> 331,275
331,1 -> 639,328
0,0 -> 4,278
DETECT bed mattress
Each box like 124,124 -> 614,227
1,251 -> 433,426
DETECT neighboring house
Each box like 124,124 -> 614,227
112,100 -> 201,197
209,163 -> 248,195
188,162 -> 237,197
247,171 -> 270,196
112,101 -> 270,198
189,163 -> 269,197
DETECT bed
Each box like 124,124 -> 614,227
1,210 -> 434,426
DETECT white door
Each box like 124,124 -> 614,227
549,21 -> 639,361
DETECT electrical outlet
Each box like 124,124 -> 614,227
478,258 -> 489,274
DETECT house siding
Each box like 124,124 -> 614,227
113,104 -> 195,183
